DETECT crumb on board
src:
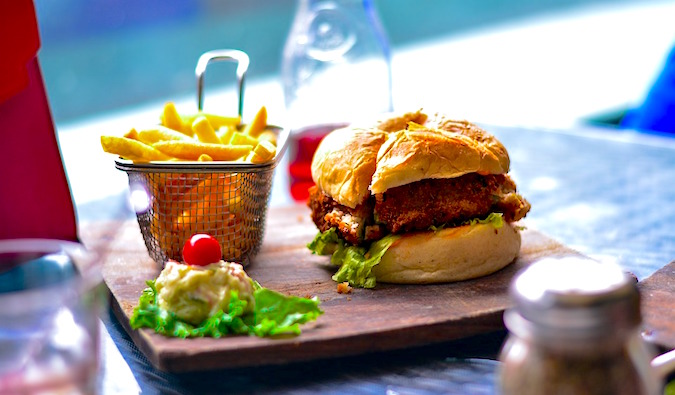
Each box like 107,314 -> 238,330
297,215 -> 304,222
337,282 -> 352,294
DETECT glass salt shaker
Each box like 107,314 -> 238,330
281,0 -> 392,201
499,256 -> 662,395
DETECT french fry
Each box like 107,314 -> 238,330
172,176 -> 246,259
160,102 -> 190,135
242,106 -> 267,137
174,178 -> 222,231
124,128 -> 139,140
217,126 -> 235,144
182,112 -> 240,130
230,131 -> 259,147
152,140 -> 253,161
224,173 -> 243,213
246,151 -> 262,164
252,140 -> 276,162
256,129 -> 277,146
191,116 -> 221,144
149,173 -> 202,259
101,136 -> 171,161
246,140 -> 276,164
137,126 -> 191,145
101,100 -> 278,261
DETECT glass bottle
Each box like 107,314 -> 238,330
281,0 -> 392,201
499,257 -> 661,395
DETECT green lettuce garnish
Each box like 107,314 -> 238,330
306,226 -> 342,256
309,213 -> 506,288
308,228 -> 399,288
665,378 -> 675,395
465,212 -> 504,228
429,212 -> 505,232
130,279 -> 322,338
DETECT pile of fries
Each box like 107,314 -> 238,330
145,171 -> 265,262
101,103 -> 279,263
101,102 -> 277,163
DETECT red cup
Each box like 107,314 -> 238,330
288,123 -> 348,202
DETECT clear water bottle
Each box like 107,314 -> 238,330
281,0 -> 392,201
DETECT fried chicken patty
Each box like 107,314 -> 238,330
308,185 -> 382,245
308,173 -> 531,246
375,173 -> 530,233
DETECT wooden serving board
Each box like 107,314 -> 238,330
638,260 -> 675,351
81,205 -> 590,372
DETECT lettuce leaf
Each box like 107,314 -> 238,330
129,280 -> 322,338
308,230 -> 399,288
429,212 -> 505,232
306,227 -> 342,255
308,213 -> 506,288
252,288 -> 323,337
465,212 -> 504,228
331,234 -> 399,288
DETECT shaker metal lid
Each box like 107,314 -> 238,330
509,256 -> 640,333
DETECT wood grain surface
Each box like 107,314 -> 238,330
80,205 -> 672,373
638,261 -> 675,351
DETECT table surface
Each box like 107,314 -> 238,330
23,1 -> 674,391
78,120 -> 675,395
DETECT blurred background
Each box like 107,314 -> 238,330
34,0 -> 675,129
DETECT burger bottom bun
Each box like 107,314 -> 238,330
372,222 -> 521,284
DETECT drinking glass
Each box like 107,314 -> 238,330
0,239 -> 104,394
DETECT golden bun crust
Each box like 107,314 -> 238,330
311,127 -> 387,209
310,110 -> 511,204
428,115 -> 510,173
375,110 -> 428,132
370,127 -> 509,194
372,222 -> 521,284
350,109 -> 428,132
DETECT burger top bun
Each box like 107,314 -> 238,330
429,117 -> 510,173
372,221 -> 521,284
311,127 -> 387,209
373,110 -> 429,133
371,126 -> 509,194
311,111 -> 511,206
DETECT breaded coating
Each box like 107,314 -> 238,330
495,192 -> 531,223
308,186 -> 374,245
308,173 -> 531,245
374,174 -> 529,234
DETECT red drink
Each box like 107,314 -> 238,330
288,123 -> 348,202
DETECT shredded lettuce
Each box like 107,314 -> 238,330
429,212 -> 505,232
308,229 -> 399,289
130,279 -> 322,338
309,213 -> 506,288
331,234 -> 399,288
306,227 -> 342,255
465,212 -> 504,228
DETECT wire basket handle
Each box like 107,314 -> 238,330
195,49 -> 249,117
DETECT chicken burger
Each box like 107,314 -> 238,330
307,110 -> 531,287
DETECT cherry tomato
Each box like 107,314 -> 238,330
182,234 -> 222,266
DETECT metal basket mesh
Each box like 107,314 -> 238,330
124,168 -> 274,265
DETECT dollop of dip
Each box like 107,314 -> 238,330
154,260 -> 255,325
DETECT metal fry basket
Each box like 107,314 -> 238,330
115,50 -> 288,265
